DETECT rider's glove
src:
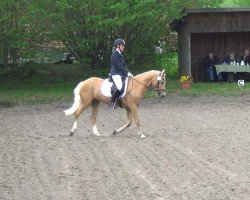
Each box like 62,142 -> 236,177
127,72 -> 133,77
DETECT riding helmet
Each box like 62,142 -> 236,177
114,39 -> 125,47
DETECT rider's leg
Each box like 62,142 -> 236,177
110,75 -> 122,109
111,89 -> 121,102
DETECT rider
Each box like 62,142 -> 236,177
109,38 -> 133,109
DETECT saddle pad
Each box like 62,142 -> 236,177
101,77 -> 128,98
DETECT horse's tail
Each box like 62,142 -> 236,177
64,82 -> 83,116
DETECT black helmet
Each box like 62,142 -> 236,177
114,39 -> 125,47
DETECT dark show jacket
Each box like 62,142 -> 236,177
110,50 -> 129,77
202,56 -> 219,69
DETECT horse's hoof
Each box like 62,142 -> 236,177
93,126 -> 101,136
140,134 -> 146,139
70,131 -> 74,136
113,130 -> 117,135
93,132 -> 101,136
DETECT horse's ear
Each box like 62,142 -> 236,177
160,69 -> 166,76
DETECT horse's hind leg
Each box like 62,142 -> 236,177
70,121 -> 78,136
113,108 -> 132,135
91,100 -> 100,136
70,102 -> 89,136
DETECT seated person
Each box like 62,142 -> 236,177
202,51 -> 219,82
224,51 -> 236,65
222,51 -> 236,82
243,49 -> 250,65
238,49 -> 250,81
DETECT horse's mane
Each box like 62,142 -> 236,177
135,70 -> 160,78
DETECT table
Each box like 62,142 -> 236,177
215,65 -> 250,82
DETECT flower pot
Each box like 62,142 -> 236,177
180,81 -> 192,89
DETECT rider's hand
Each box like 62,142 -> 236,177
127,72 -> 133,77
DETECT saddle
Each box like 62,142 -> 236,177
101,76 -> 128,98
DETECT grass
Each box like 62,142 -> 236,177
166,80 -> 250,96
1,80 -> 250,107
0,83 -> 75,107
1,58 -> 249,107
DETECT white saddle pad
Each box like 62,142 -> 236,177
101,77 -> 128,98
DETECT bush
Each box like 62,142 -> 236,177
0,63 -> 111,85
0,54 -> 179,85
155,52 -> 178,80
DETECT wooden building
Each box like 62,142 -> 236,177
171,8 -> 250,82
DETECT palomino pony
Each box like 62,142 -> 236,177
64,69 -> 166,138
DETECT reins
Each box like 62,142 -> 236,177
126,77 -> 148,96
127,74 -> 165,96
131,77 -> 148,88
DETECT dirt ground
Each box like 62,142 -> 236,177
0,96 -> 249,200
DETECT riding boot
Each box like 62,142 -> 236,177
109,89 -> 121,109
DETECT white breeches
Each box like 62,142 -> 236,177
112,75 -> 122,91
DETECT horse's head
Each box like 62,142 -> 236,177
152,69 -> 166,99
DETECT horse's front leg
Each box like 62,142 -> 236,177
130,105 -> 146,139
113,108 -> 132,135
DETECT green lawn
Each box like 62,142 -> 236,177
166,80 -> 250,96
1,80 -> 250,107
0,83 -> 75,106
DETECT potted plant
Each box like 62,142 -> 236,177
179,75 -> 193,89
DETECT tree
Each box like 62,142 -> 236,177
234,0 -> 250,6
0,0 -> 225,69
0,0 -> 29,67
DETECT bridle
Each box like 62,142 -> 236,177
154,74 -> 166,96
130,72 -> 166,96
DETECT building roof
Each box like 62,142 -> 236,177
171,8 -> 250,31
184,7 -> 250,14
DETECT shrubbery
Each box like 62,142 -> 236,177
0,52 -> 179,84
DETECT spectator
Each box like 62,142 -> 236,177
202,51 -> 219,82
224,51 -> 236,65
238,49 -> 250,81
243,49 -> 250,65
223,51 -> 236,82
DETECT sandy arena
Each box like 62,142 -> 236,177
0,96 -> 249,200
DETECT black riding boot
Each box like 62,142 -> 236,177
110,89 -> 121,109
